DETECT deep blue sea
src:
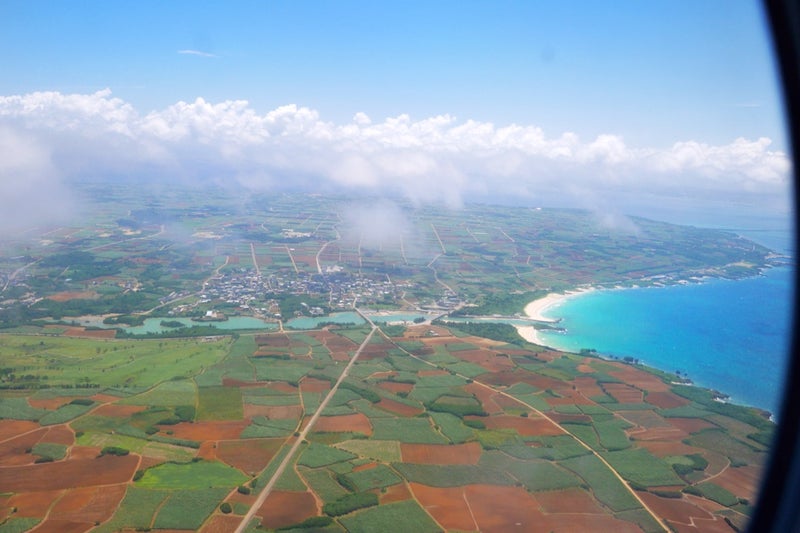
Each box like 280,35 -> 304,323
537,225 -> 794,416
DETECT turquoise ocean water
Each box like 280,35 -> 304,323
537,226 -> 794,416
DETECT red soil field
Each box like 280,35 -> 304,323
377,381 -> 414,394
550,413 -> 592,424
577,363 -> 595,373
379,482 -> 412,504
197,441 -> 217,460
167,421 -> 248,441
463,484 -> 543,532
479,415 -> 563,437
0,428 -> 48,466
257,490 -> 317,530
352,461 -> 378,472
0,455 -> 138,492
201,514 -> 246,533
50,484 -> 127,524
638,492 -> 713,526
610,367 -> 671,392
91,393 -> 123,404
669,417 -> 719,434
545,390 -> 595,406
47,291 -> 98,302
411,483 -> 476,531
69,446 -> 103,460
7,489 -> 63,517
300,377 -> 331,393
401,442 -> 482,464
308,413 -> 373,436
217,438 -> 283,474
265,382 -> 298,394
0,420 -> 38,441
93,403 -> 148,417
43,425 -> 75,446
546,514 -> 644,532
62,327 -> 118,339
536,488 -> 604,514
28,397 -> 77,409
637,440 -> 700,457
376,398 -> 423,417
603,383 -> 644,403
573,376 -> 605,397
255,334 -> 290,347
713,464 -> 762,500
464,383 -> 503,414
418,369 -> 450,377
646,391 -> 691,409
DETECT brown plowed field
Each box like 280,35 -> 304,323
43,425 -> 74,446
257,490 -> 317,530
63,327 -> 117,339
201,514 -> 245,533
93,403 -> 147,417
638,492 -> 713,525
464,383 -> 502,414
28,397 -> 77,409
0,455 -> 138,492
217,438 -> 283,474
573,376 -> 605,397
0,420 -> 38,441
7,489 -> 63,517
197,441 -> 217,460
463,484 -> 543,532
638,440 -> 700,457
69,446 -> 103,460
410,483 -> 476,531
646,391 -> 690,409
669,417 -> 719,434
50,484 -> 127,524
713,464 -> 762,500
604,383 -> 644,403
265,382 -> 298,393
546,514 -> 644,532
0,428 -> 48,466
480,415 -> 563,436
376,398 -> 423,417
401,442 -> 482,464
379,482 -> 412,504
47,291 -> 98,302
309,413 -> 372,436
535,488 -> 604,514
300,377 -> 330,393
671,517 -> 737,533
610,368 -> 670,392
352,461 -> 377,472
377,381 -> 414,394
167,421 -> 248,441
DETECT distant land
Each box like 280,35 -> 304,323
0,184 -> 786,532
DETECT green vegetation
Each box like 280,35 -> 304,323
136,460 -> 249,489
152,488 -> 230,529
298,442 -> 357,468
338,500 -> 440,533
322,492 -> 379,516
197,386 -> 243,420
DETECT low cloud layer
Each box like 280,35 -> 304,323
0,89 -> 791,227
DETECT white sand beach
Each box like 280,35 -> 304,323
516,288 -> 594,346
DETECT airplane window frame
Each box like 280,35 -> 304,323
748,1 -> 800,531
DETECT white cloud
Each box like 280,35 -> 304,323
0,90 -> 791,217
177,49 -> 218,58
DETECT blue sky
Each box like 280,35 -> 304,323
0,1 -> 791,223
